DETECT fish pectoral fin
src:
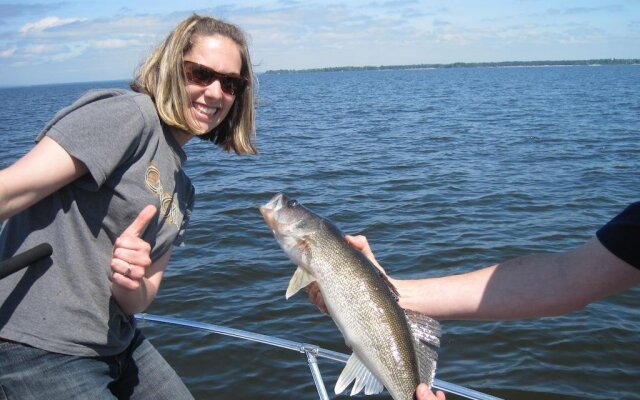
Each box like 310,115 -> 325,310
405,309 -> 441,387
285,266 -> 316,299
335,353 -> 384,396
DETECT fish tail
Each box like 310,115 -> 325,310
405,309 -> 441,387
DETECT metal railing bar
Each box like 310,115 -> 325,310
135,313 -> 503,400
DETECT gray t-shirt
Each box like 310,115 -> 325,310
0,89 -> 195,356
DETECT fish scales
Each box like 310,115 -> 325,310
309,225 -> 421,397
260,193 -> 440,400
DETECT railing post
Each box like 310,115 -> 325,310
303,346 -> 330,400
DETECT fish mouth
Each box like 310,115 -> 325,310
259,193 -> 286,227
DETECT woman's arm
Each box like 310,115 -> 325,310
1,136 -> 167,314
0,136 -> 87,221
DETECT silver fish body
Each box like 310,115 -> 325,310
260,193 -> 440,400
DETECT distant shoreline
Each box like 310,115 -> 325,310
2,59 -> 638,88
264,58 -> 640,74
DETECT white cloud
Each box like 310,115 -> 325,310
0,48 -> 17,58
19,16 -> 86,35
22,43 -> 60,55
94,39 -> 143,49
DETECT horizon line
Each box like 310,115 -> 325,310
2,58 -> 638,89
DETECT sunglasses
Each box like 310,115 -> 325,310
183,61 -> 247,96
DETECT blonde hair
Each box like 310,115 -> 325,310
131,14 -> 257,155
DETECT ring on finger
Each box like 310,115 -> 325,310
124,263 -> 132,277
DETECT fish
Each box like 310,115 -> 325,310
259,193 -> 440,400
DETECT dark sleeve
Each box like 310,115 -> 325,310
596,202 -> 640,270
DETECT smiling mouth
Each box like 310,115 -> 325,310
193,103 -> 219,118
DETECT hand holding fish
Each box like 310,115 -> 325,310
307,234 -> 389,314
416,383 -> 447,400
344,234 -> 385,272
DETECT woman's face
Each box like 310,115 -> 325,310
183,34 -> 243,135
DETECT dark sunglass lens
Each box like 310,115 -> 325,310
220,77 -> 243,95
190,66 -> 214,86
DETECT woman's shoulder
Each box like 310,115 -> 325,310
38,89 -> 160,144
49,88 -> 151,117
49,89 -> 158,130
75,88 -> 155,114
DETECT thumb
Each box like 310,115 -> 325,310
345,235 -> 384,273
122,205 -> 157,238
416,384 -> 430,400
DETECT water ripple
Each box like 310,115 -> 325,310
2,65 -> 639,399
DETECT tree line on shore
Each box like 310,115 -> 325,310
265,58 -> 640,74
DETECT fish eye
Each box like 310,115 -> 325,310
287,199 -> 299,207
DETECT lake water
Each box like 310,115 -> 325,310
0,64 -> 639,399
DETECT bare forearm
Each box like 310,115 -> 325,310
111,279 -> 155,315
396,256 -> 582,320
0,168 -> 38,222
0,178 -> 11,222
394,238 -> 640,321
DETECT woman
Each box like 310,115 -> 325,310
0,14 -> 256,399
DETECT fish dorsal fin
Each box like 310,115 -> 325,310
404,309 -> 441,387
351,245 -> 400,301
285,266 -> 316,299
335,353 -> 384,396
380,270 -> 400,301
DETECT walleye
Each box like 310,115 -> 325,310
260,193 -> 440,400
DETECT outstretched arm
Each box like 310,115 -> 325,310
340,235 -> 640,321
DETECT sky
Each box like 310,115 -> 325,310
0,0 -> 638,86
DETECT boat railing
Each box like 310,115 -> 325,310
135,313 -> 503,400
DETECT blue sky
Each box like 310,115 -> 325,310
0,0 -> 638,86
